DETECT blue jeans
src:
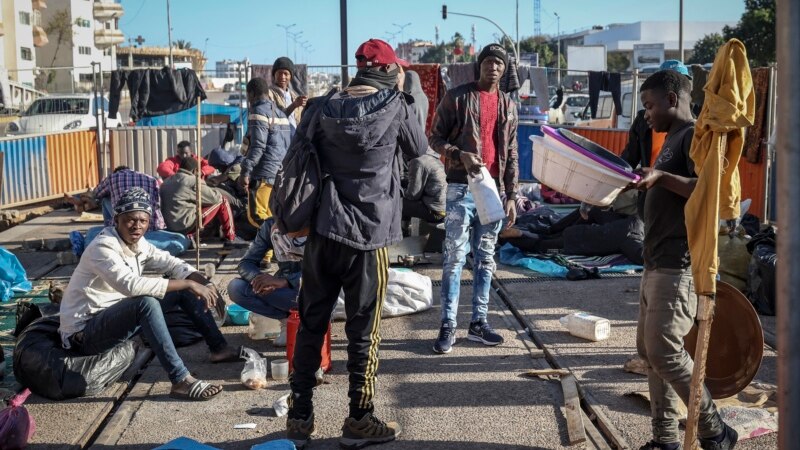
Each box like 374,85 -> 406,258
440,184 -> 502,327
72,290 -> 227,383
227,278 -> 298,320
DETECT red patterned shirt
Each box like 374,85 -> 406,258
479,90 -> 499,178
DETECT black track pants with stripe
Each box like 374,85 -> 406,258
289,233 -> 388,419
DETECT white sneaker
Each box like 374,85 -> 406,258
274,319 -> 288,347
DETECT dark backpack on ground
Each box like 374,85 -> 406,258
269,89 -> 338,236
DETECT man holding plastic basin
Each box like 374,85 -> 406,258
429,43 -> 519,354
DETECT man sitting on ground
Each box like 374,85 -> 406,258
402,149 -> 446,226
58,188 -> 241,401
157,140 -> 215,180
227,217 -> 302,346
94,166 -> 166,231
160,157 -> 243,244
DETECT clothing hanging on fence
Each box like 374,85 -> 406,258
408,64 -> 445,134
499,57 -> 521,94
690,64 -> 710,112
743,67 -> 771,163
588,71 -> 622,119
249,64 -> 308,96
444,63 -> 477,89
529,67 -> 550,110
108,68 -> 207,121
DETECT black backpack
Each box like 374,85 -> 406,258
269,89 -> 338,236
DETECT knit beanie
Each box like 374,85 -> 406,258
272,57 -> 295,76
477,43 -> 509,68
114,187 -> 153,217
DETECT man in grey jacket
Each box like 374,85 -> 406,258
403,149 -> 446,224
285,38 -> 426,449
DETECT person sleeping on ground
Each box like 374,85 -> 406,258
57,187 -> 242,401
499,190 -> 644,265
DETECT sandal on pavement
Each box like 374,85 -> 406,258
169,379 -> 222,401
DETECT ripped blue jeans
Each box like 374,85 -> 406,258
440,183 -> 502,327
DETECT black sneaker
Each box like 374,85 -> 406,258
286,413 -> 315,449
433,323 -> 456,354
467,320 -> 504,346
639,441 -> 682,450
700,424 -> 738,450
340,412 -> 401,449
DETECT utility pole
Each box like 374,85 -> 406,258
393,22 -> 411,60
679,0 -> 684,62
166,0 -> 174,68
515,0 -> 520,64
554,12 -> 561,85
289,30 -> 303,61
340,0 -> 349,87
276,23 -> 296,57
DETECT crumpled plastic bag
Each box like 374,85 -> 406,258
0,248 -> 32,302
240,347 -> 267,390
0,388 -> 36,450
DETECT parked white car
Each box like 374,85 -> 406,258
225,93 -> 247,109
548,93 -> 590,125
6,94 -> 120,135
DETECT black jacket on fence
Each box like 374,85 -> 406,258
108,67 -> 207,121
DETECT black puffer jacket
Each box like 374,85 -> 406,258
311,86 -> 427,250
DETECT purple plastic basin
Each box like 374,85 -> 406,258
540,125 -> 639,181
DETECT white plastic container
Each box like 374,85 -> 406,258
468,166 -> 506,225
248,313 -> 282,340
559,312 -> 611,342
530,135 -> 635,207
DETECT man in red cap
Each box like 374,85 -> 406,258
284,38 -> 426,449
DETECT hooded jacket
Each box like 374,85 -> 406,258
310,85 -> 427,250
429,82 -> 519,200
403,70 -> 429,131
241,98 -> 292,184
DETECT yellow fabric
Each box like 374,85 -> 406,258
247,182 -> 273,228
685,39 -> 755,295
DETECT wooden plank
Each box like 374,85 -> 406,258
524,368 -> 571,378
583,409 -> 613,450
211,247 -> 247,305
561,374 -> 586,445
0,151 -> 4,201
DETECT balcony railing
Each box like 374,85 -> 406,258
93,2 -> 124,22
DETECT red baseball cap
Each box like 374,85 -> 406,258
355,38 -> 409,69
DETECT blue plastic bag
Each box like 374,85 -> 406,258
152,437 -> 221,450
0,248 -> 32,302
251,439 -> 296,450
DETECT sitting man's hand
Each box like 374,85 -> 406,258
459,151 -> 484,175
504,199 -> 517,230
187,281 -> 219,311
251,273 -> 289,295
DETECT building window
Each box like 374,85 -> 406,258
79,46 -> 92,55
21,47 -> 33,61
79,73 -> 94,83
19,11 -> 31,25
76,18 -> 91,28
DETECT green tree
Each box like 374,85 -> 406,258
175,39 -> 193,50
419,43 -> 447,63
607,52 -> 631,72
688,33 -> 726,64
44,9 -> 74,67
722,0 -> 775,66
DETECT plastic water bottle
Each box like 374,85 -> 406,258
559,312 -> 611,342
468,166 -> 506,225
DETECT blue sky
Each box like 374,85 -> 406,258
118,0 -> 746,68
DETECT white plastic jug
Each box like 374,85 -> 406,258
248,313 -> 281,340
468,166 -> 506,225
559,312 -> 611,342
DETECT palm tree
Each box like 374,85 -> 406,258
175,39 -> 193,50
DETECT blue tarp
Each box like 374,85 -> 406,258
498,243 -> 642,278
137,103 -> 247,127
0,247 -> 32,302
517,123 -> 543,181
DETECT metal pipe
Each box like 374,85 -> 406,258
631,68 -> 639,119
340,0 -> 349,88
679,0 -> 684,62
195,97 -> 202,269
447,10 -> 519,63
777,0 -> 800,448
166,0 -> 174,68
98,63 -> 107,177
91,63 -> 103,180
763,63 -> 777,223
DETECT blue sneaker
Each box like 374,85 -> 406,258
467,320 -> 504,346
433,323 -> 456,354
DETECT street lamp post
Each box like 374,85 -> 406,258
393,22 -> 412,60
441,5 -> 519,64
276,23 -> 296,56
166,0 -> 174,68
288,31 -> 303,61
554,12 -> 561,86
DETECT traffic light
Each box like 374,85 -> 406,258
442,4 -> 447,19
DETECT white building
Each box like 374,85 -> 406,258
35,0 -> 124,93
1,0 -> 48,87
216,58 -> 250,78
582,21 -> 734,66
396,40 -> 435,64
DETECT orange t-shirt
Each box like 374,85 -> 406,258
650,131 -> 668,166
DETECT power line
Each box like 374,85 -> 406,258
121,0 -> 147,26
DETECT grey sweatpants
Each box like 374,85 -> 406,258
636,268 -> 724,444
